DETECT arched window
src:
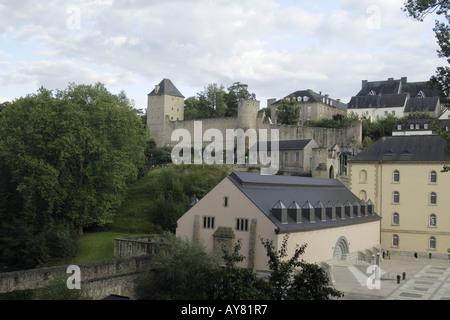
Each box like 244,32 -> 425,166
359,170 -> 367,183
429,237 -> 436,250
429,214 -> 437,227
392,235 -> 399,247
430,192 -> 437,205
430,171 -> 437,183
392,213 -> 399,225
359,190 -> 367,201
393,191 -> 400,204
393,170 -> 400,182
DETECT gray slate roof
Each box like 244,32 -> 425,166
348,94 -> 408,109
272,89 -> 348,112
349,77 -> 444,110
348,135 -> 450,162
228,172 -> 380,234
404,97 -> 440,113
148,78 -> 184,98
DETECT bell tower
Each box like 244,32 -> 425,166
147,78 -> 184,147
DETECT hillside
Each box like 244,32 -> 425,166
110,164 -> 234,234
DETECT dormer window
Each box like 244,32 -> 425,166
368,90 -> 376,95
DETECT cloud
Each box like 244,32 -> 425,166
0,0 -> 444,106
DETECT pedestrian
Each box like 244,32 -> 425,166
414,252 -> 418,259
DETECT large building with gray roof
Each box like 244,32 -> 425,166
176,172 -> 381,272
347,77 -> 445,121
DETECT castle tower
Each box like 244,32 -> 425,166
147,78 -> 184,147
237,99 -> 260,131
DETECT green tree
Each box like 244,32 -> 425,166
288,262 -> 343,300
261,235 -> 342,300
134,234 -> 218,300
276,95 -> 300,125
404,0 -> 450,100
224,82 -> 257,117
0,83 -> 148,269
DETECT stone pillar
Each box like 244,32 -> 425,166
193,215 -> 201,243
248,219 -> 257,270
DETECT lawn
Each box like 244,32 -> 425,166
69,232 -> 151,264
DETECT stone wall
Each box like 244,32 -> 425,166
114,236 -> 163,258
0,255 -> 152,300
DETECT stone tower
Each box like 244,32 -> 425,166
237,99 -> 260,131
147,78 -> 184,147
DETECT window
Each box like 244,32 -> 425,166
284,152 -> 288,163
415,124 -> 420,129
393,170 -> 400,183
397,125 -> 402,130
424,123 -> 429,129
359,190 -> 367,201
359,170 -> 367,183
307,106 -> 311,113
430,171 -> 437,183
224,196 -> 229,207
430,192 -> 437,205
429,237 -> 436,249
296,152 -> 300,163
236,218 -> 249,232
384,111 -> 388,116
392,213 -> 399,225
410,124 -> 415,129
429,214 -> 437,227
392,235 -> 399,247
203,216 -> 215,229
392,111 -> 395,116
393,191 -> 400,204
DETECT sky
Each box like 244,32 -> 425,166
0,0 -> 444,112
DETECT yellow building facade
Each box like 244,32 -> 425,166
348,135 -> 450,258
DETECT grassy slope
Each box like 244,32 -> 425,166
72,164 -> 234,263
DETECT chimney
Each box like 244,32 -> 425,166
362,80 -> 368,89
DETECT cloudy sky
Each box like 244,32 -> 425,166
0,0 -> 444,111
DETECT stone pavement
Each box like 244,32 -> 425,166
332,254 -> 450,300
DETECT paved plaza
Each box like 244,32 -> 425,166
333,254 -> 450,300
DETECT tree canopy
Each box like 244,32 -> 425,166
0,83 -> 148,269
184,82 -> 256,120
404,0 -> 450,100
276,95 -> 300,125
135,234 -> 342,300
